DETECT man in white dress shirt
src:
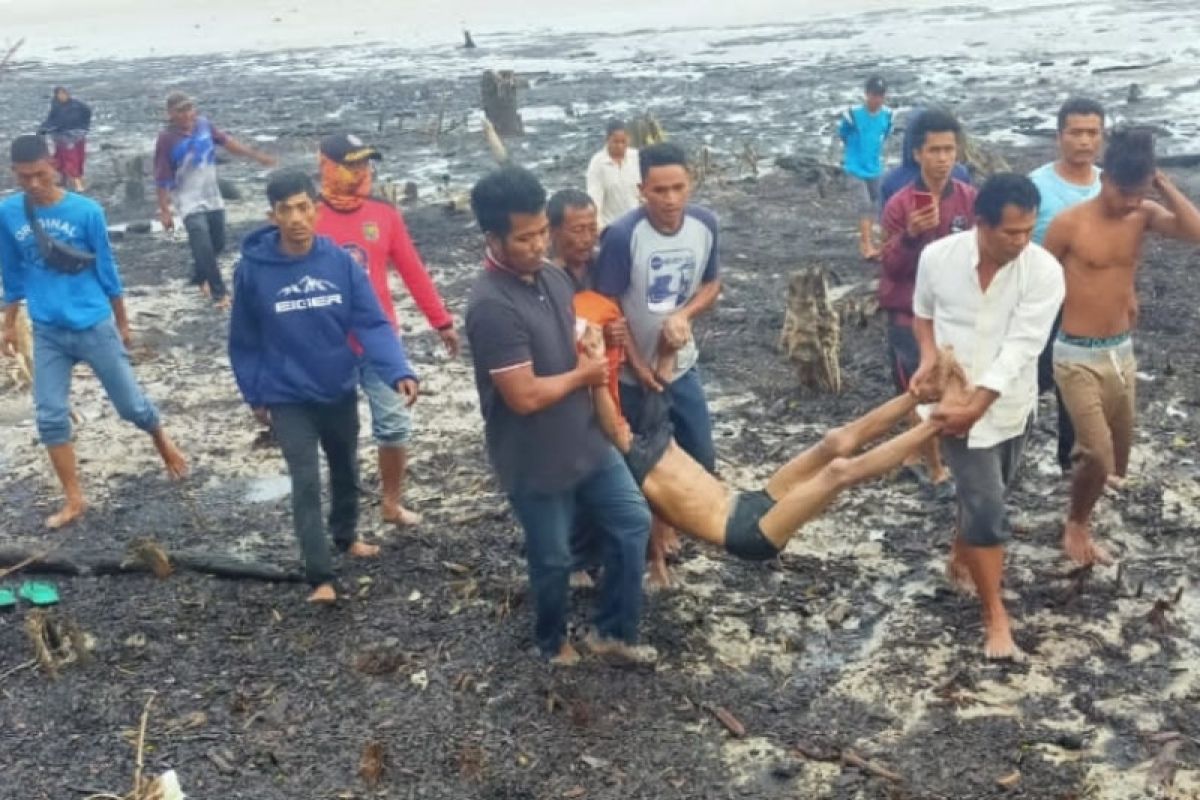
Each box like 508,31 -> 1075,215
586,119 -> 641,229
909,174 -> 1065,660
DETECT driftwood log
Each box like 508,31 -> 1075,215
480,70 -> 523,137
0,545 -> 304,583
627,113 -> 666,149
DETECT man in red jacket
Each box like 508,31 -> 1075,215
879,109 -> 976,499
315,133 -> 459,526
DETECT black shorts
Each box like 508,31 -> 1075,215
623,390 -> 673,485
723,489 -> 779,561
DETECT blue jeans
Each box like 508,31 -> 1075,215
32,318 -> 160,446
507,448 -> 650,657
620,367 -> 716,473
358,356 -> 413,446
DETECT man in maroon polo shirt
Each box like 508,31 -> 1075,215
879,108 -> 976,498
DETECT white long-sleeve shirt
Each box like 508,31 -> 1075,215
586,147 -> 641,228
913,230 -> 1065,449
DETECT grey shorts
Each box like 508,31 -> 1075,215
848,176 -> 882,217
940,421 -> 1030,547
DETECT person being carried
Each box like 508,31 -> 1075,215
578,318 -> 965,568
1044,127 -> 1200,567
0,135 -> 188,529
837,75 -> 893,260
549,188 -> 678,587
228,170 -> 419,604
154,91 -> 277,309
37,86 -> 92,192
314,133 -> 459,527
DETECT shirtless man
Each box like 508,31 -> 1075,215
1044,127 -> 1200,566
581,323 -> 963,563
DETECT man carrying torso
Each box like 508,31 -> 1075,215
1044,127 -> 1200,566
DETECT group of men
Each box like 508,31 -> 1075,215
2,87 -> 1199,664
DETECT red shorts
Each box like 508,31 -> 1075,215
53,139 -> 87,179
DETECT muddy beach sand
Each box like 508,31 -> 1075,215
2,2 -> 1200,798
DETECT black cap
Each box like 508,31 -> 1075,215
11,134 -> 50,164
865,75 -> 887,95
319,133 -> 382,165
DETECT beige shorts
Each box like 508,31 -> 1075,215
1053,336 -> 1136,478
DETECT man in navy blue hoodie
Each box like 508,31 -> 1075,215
229,170 -> 418,604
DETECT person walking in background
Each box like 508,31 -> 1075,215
314,132 -> 459,527
38,87 -> 92,192
838,75 -> 893,260
586,119 -> 641,229
154,91 -> 277,310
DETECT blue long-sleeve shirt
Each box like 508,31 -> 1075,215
228,226 -> 417,407
0,192 -> 121,330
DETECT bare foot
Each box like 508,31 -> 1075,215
549,642 -> 581,667
156,437 -> 189,480
983,617 -> 1026,661
347,541 -> 380,559
198,282 -> 211,300
382,505 -> 422,526
1106,474 -> 1126,491
864,245 -> 881,261
213,296 -> 231,312
569,570 -> 595,590
945,553 -> 977,596
307,583 -> 337,604
646,556 -> 672,592
1062,520 -> 1113,567
584,632 -> 658,666
46,498 -> 88,529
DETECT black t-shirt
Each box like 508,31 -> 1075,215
466,264 -> 612,494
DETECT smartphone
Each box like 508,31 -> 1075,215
913,191 -> 935,211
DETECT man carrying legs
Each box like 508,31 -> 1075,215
910,174 -> 1064,659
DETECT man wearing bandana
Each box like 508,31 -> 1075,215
314,133 -> 458,526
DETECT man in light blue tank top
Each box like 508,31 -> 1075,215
1029,98 -> 1105,472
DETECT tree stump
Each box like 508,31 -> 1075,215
122,154 -> 146,205
779,268 -> 842,393
628,113 -> 666,148
480,70 -> 524,137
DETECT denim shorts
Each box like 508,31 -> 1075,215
358,356 -> 413,446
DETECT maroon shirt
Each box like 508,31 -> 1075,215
878,178 -> 977,321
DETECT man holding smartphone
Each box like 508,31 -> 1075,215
879,109 -> 976,498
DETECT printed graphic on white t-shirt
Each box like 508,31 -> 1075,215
645,247 -> 698,313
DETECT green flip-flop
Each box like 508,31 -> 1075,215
18,581 -> 60,607
0,587 -> 16,611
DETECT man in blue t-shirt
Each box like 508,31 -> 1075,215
1,135 -> 188,530
1029,97 -> 1105,472
838,75 -> 894,260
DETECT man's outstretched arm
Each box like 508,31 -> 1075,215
221,136 -> 277,167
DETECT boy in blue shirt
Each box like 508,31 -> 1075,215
1,135 -> 188,530
228,170 -> 418,604
838,75 -> 894,260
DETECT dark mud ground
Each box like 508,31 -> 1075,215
3,26 -> 1200,800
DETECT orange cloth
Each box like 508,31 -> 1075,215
319,154 -> 372,212
573,290 -> 625,418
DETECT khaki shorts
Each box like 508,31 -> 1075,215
1053,336 -> 1136,478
